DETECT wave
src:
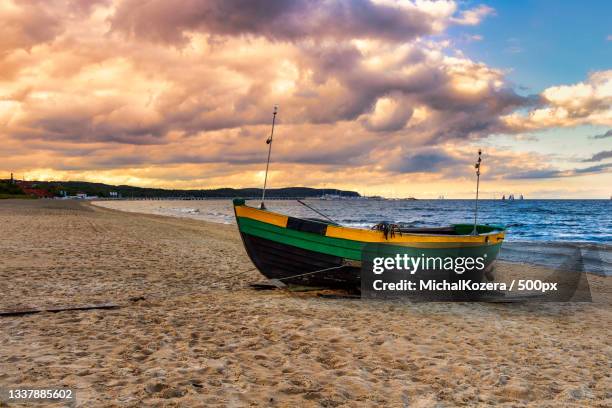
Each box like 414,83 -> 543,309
96,199 -> 611,244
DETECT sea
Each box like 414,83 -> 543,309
94,198 -> 611,275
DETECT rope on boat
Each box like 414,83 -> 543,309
226,263 -> 350,286
276,264 -> 347,281
371,222 -> 402,240
296,199 -> 338,225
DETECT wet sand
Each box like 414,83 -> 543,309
0,200 -> 610,407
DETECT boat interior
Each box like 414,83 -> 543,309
303,218 -> 503,236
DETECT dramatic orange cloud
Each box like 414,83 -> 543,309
1,0 -> 610,197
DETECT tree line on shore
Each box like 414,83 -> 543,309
0,179 -> 360,199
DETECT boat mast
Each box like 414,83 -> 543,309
472,149 -> 482,235
260,105 -> 278,210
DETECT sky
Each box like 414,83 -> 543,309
0,0 -> 610,198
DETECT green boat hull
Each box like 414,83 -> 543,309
234,200 -> 504,289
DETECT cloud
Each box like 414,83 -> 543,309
110,0 -> 481,45
513,134 -> 539,142
408,147 -> 612,181
502,70 -> 612,130
590,129 -> 612,139
451,5 -> 495,25
1,17 -> 527,149
508,163 -> 612,179
583,150 -> 612,162
385,149 -> 465,173
361,94 -> 414,132
462,34 -> 483,42
0,0 -> 108,54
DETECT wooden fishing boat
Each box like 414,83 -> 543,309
233,198 -> 505,289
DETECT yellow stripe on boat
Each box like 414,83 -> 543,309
235,205 -> 288,228
325,225 -> 503,244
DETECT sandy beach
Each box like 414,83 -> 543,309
1,200 -> 610,407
